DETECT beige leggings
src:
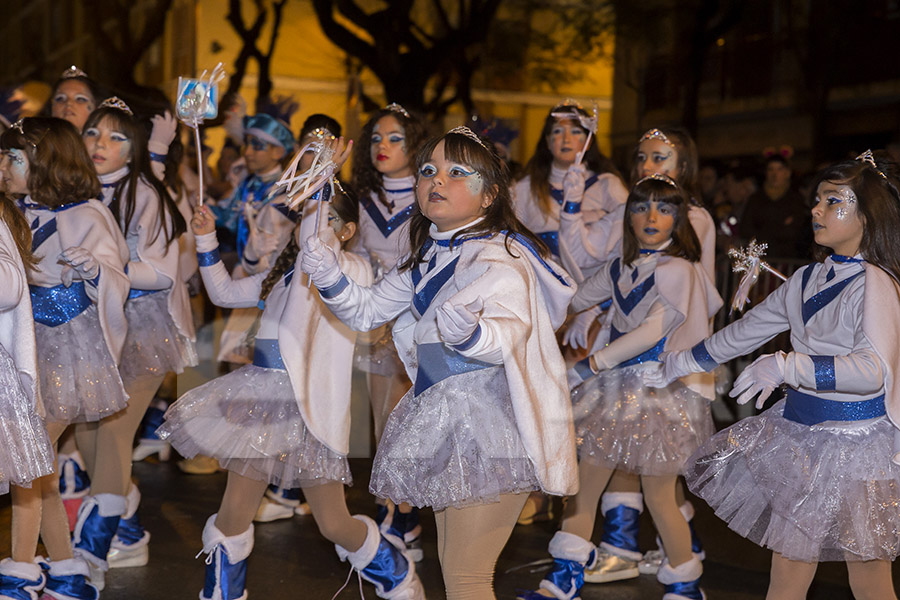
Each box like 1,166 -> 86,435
561,461 -> 693,567
74,374 -> 165,495
768,554 -> 897,600
11,420 -> 74,563
434,493 -> 529,600
214,472 -> 366,552
367,372 -> 409,444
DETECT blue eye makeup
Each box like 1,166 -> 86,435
657,202 -> 676,215
419,164 -> 437,178
629,201 -> 650,214
371,134 -> 382,144
389,135 -> 405,143
110,132 -> 129,143
84,127 -> 99,138
449,165 -> 476,178
244,136 -> 269,151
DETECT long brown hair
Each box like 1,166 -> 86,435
520,104 -> 621,217
400,130 -> 548,272
0,117 -> 99,208
621,178 -> 701,266
0,195 -> 38,271
350,107 -> 428,212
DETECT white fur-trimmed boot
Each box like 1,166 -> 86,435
40,558 -> 99,600
517,531 -> 595,600
72,493 -> 127,590
638,501 -> 706,575
198,515 -> 254,600
0,558 -> 45,600
658,556 -> 704,600
108,483 -> 150,568
335,515 -> 425,600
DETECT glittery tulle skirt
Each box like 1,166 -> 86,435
572,366 -> 715,476
158,365 -> 351,488
119,292 -> 197,383
35,305 -> 128,424
370,366 -> 539,511
685,399 -> 900,562
353,323 -> 405,376
0,344 -> 55,494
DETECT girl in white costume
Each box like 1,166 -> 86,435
559,127 -> 717,580
513,101 -> 627,264
303,127 -> 578,599
0,190 -> 57,599
3,116 -> 130,600
159,144 -> 427,600
69,98 -> 196,587
521,175 -> 720,600
650,152 -> 900,600
349,103 -> 430,556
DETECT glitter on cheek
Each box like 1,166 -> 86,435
464,172 -> 483,196
836,206 -> 849,220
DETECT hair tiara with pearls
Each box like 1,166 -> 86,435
634,173 -> 679,188
639,128 -> 675,149
447,126 -> 489,151
99,96 -> 133,116
384,102 -> 411,119
60,65 -> 88,79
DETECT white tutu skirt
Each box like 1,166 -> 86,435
119,292 -> 197,383
685,399 -> 900,562
0,344 -> 55,494
572,366 -> 715,476
370,366 -> 539,511
158,365 -> 351,488
35,305 -> 128,424
353,323 -> 405,377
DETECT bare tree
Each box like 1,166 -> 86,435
311,0 -> 502,119
225,0 -> 289,112
84,0 -> 175,91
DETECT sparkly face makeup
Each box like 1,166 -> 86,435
0,148 -> 30,195
83,116 -> 132,176
628,198 -> 677,249
52,80 -> 96,131
242,134 -> 285,174
811,181 -> 865,256
546,118 -> 587,168
415,140 -> 492,232
370,115 -> 411,178
635,139 -> 679,179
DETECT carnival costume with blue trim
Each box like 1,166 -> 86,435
315,219 -> 579,509
681,255 -> 900,562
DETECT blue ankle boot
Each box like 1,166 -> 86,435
658,557 -> 704,600
198,514 -> 253,600
517,531 -> 595,600
0,559 -> 44,600
108,484 -> 150,569
377,502 -> 423,562
72,494 -> 127,590
335,515 -> 425,600
57,453 -> 90,501
40,558 -> 98,600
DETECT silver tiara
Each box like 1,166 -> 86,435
448,126 -> 489,151
639,128 -> 675,149
384,103 -> 410,119
635,173 -> 678,188
856,149 -> 887,179
10,119 -> 25,135
61,65 -> 88,79
99,96 -> 133,116
310,127 -> 335,141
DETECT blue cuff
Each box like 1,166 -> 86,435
563,201 -> 582,214
244,255 -> 260,266
690,341 -> 718,372
89,267 -> 101,287
149,152 -> 166,163
318,275 -> 349,299
810,355 -> 836,391
573,356 -> 595,380
197,247 -> 221,267
452,323 -> 482,352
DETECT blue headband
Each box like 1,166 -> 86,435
243,114 -> 294,152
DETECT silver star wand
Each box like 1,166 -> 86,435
728,239 -> 787,314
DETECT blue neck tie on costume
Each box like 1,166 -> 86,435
610,258 -> 655,315
360,195 -> 415,238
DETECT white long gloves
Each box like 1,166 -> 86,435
301,237 -> 343,289
436,297 -> 483,346
59,246 -> 99,287
730,352 -> 786,409
562,306 -> 600,350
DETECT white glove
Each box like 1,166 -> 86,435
301,237 -> 343,289
563,163 -> 586,204
643,350 -> 701,388
148,111 -> 178,155
562,306 -> 599,350
730,352 -> 786,409
59,246 -> 100,286
436,297 -> 484,346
